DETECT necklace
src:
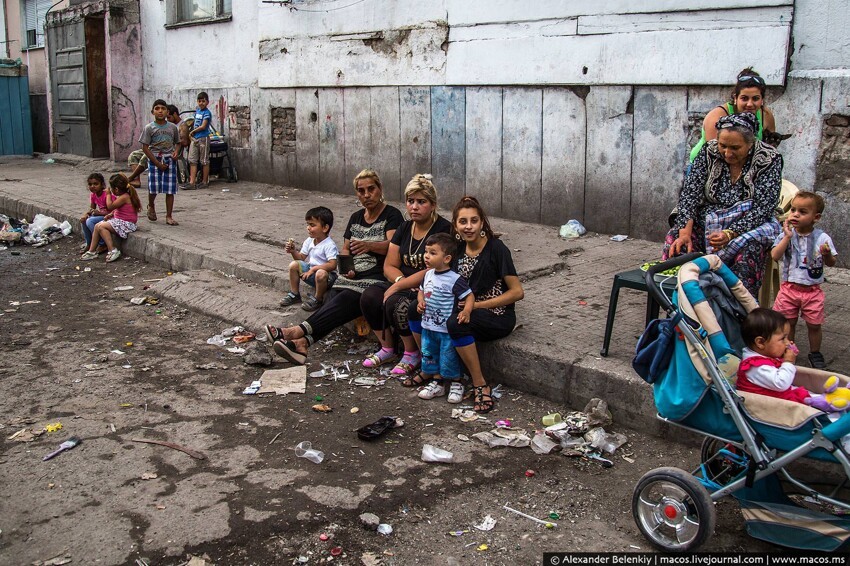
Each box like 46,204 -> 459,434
408,218 -> 436,260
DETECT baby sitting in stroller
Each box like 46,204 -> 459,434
739,308 -> 846,413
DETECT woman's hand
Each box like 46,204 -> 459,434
383,283 -> 401,302
344,270 -> 355,278
349,239 -> 371,255
707,231 -> 731,250
670,231 -> 694,256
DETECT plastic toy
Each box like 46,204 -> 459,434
805,375 -> 850,412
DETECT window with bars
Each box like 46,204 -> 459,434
22,0 -> 53,49
167,0 -> 232,27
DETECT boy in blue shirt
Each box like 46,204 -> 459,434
414,233 -> 475,404
188,91 -> 213,189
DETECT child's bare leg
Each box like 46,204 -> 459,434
314,269 -> 328,300
165,194 -> 176,222
189,163 -> 198,186
148,193 -> 157,217
202,163 -> 210,185
91,222 -> 116,252
288,261 -> 301,296
127,164 -> 145,187
808,323 -> 822,352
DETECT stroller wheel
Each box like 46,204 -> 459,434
632,467 -> 716,552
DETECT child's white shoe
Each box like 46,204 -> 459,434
447,382 -> 465,404
105,249 -> 121,263
418,381 -> 446,400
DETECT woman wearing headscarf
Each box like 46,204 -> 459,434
664,112 -> 783,297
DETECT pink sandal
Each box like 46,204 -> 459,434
362,349 -> 396,368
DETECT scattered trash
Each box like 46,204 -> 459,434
45,422 -> 63,433
358,416 -> 403,441
610,234 -> 629,242
309,369 -> 327,378
43,436 -> 82,461
525,469 -> 536,478
503,504 -> 557,528
583,398 -> 613,427
449,529 -> 469,537
457,434 -> 470,442
129,296 -> 158,306
256,366 -> 306,395
226,346 -> 245,354
549,512 -> 560,520
359,512 -> 380,531
8,428 -> 45,442
451,408 -> 481,423
350,407 -> 359,414
586,451 -> 614,468
559,219 -> 586,239
196,362 -> 227,370
495,419 -> 512,428
578,300 -> 588,306
269,432 -> 283,445
314,395 -> 324,401
294,441 -> 324,464
140,472 -> 158,480
242,380 -> 262,395
43,158 -> 55,164
206,334 -> 227,346
474,515 -> 496,531
319,533 -> 330,541
542,413 -> 562,427
530,431 -> 560,455
477,544 -> 489,551
113,285 -> 134,291
584,427 -> 628,454
421,444 -> 454,463
353,376 -> 377,387
232,331 -> 256,344
472,428 -> 531,448
330,547 -> 342,557
186,556 -> 210,566
131,438 -> 206,460
377,523 -> 393,536
312,404 -> 332,413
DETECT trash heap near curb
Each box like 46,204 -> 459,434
0,213 -> 72,249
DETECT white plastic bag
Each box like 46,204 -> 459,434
421,444 -> 454,463
559,219 -> 586,239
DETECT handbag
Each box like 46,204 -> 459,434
632,313 -> 683,384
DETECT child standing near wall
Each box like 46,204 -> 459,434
770,191 -> 838,369
140,99 -> 181,225
188,92 -> 213,190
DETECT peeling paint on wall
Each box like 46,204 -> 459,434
111,86 -> 136,154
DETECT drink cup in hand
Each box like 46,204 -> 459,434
706,223 -> 722,253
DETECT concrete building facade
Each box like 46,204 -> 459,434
137,1 -> 849,254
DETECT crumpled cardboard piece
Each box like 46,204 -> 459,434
257,366 -> 306,395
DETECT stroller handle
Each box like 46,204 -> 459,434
644,252 -> 703,312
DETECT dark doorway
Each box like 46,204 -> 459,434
84,16 -> 109,158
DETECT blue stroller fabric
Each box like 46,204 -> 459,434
632,313 -> 682,384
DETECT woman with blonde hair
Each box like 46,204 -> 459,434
359,174 -> 452,377
267,169 -> 404,364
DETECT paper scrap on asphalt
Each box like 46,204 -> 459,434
257,366 -> 307,395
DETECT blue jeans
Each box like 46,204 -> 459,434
83,215 -> 105,247
421,328 -> 462,379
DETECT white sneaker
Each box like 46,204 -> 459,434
447,382 -> 464,404
418,381 -> 446,400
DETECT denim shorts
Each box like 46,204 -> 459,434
298,260 -> 338,289
421,328 -> 462,379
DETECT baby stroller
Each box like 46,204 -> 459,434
632,253 -> 850,552
178,110 -> 238,185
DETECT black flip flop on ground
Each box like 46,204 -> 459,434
357,416 -> 399,441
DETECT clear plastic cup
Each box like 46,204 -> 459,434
295,441 -> 325,464
706,223 -> 723,252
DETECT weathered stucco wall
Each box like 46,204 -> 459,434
138,0 -> 850,263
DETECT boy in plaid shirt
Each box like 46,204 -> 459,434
140,99 -> 181,226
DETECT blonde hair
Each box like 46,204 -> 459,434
353,169 -> 382,191
404,174 -> 438,222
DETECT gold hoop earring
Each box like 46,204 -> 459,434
455,233 -> 462,241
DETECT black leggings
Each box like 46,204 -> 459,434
409,307 -> 516,346
360,282 -> 417,338
299,288 -> 363,344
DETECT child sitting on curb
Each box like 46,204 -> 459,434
280,206 -> 339,312
79,173 -> 108,255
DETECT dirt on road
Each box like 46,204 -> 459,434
0,238 -> 770,565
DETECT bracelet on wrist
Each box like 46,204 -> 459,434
722,229 -> 737,240
394,275 -> 404,283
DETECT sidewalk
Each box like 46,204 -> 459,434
3,155 -> 850,433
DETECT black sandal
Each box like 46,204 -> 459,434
473,386 -> 495,413
401,372 -> 432,388
357,416 -> 399,441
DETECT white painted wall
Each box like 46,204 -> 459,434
789,0 -> 850,73
140,0 -> 258,91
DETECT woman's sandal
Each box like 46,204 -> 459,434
401,372 -> 432,388
356,416 -> 403,441
272,340 -> 307,365
391,360 -> 418,376
362,352 -> 397,368
265,324 -> 284,343
473,386 -> 495,413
